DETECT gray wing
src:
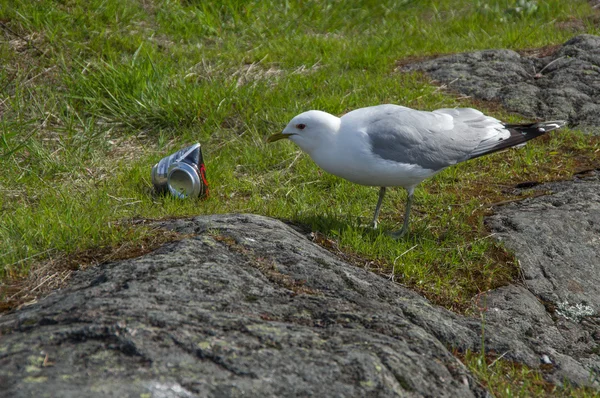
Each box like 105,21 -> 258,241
357,105 -> 508,171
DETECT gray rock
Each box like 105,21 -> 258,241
487,173 -> 600,309
485,171 -> 600,385
402,35 -> 600,133
0,210 -> 598,396
0,214 -> 487,398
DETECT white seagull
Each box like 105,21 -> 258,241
267,105 -> 566,238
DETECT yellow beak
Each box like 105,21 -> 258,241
267,133 -> 289,143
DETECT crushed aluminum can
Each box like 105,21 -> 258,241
151,143 -> 209,199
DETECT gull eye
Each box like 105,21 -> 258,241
295,123 -> 306,130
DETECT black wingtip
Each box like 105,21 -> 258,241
468,120 -> 567,161
505,120 -> 567,133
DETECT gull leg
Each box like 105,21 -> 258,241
390,188 -> 414,239
371,187 -> 386,229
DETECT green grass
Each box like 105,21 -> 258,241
1,0 -> 599,308
459,350 -> 600,397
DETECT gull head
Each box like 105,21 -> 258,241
267,110 -> 340,154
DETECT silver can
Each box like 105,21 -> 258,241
151,143 -> 209,199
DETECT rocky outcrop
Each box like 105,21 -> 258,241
402,35 -> 600,133
485,170 -> 600,386
0,204 -> 598,396
0,214 -> 487,398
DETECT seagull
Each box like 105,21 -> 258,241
267,105 -> 566,238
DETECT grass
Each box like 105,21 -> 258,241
459,350 -> 600,397
2,0 -> 600,306
2,0 -> 600,395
